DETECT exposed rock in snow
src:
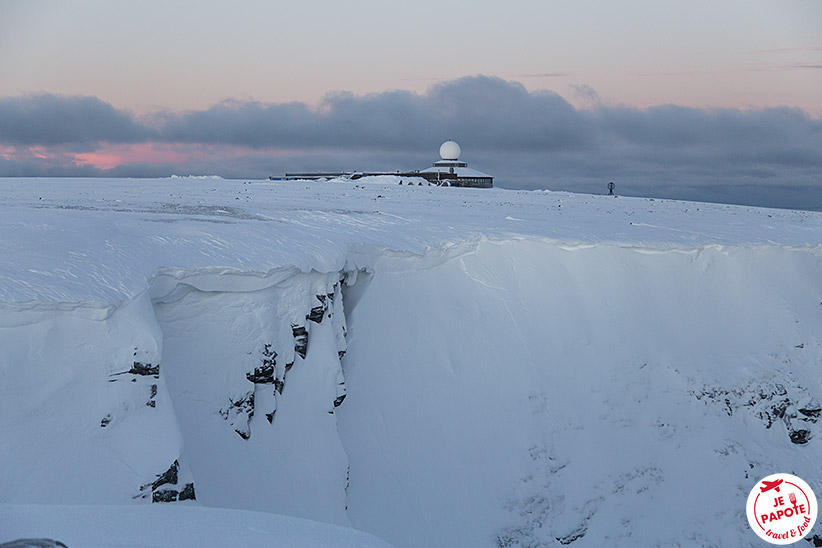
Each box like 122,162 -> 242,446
308,303 -> 326,324
220,392 -> 255,439
152,489 -> 178,503
179,482 -> 196,501
136,460 -> 196,503
0,540 -> 68,548
293,325 -> 309,359
128,362 -> 159,376
150,460 -> 179,491
247,345 -> 277,384
692,380 -> 820,445
149,268 -> 351,524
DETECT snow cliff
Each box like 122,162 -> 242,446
1,177 -> 821,547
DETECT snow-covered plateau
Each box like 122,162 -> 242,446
1,176 -> 821,547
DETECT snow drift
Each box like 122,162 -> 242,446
1,177 -> 821,547
0,504 -> 394,548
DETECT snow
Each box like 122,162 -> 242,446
1,175 -> 822,547
1,176 -> 819,303
0,504 -> 395,548
338,240 -> 822,547
0,290 -> 179,504
153,270 -> 350,524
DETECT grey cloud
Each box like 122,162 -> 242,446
0,93 -> 154,146
591,105 -> 822,179
158,99 -> 320,148
1,76 -> 821,209
0,155 -> 104,178
425,77 -> 592,151
596,104 -> 819,149
569,84 -> 599,103
151,76 -> 591,153
154,91 -> 434,150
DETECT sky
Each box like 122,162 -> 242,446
1,0 -> 821,208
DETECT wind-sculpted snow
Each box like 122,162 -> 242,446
0,504 -> 396,548
1,177 -> 822,547
337,240 -> 822,548
0,267 -> 353,524
1,176 -> 821,302
0,290 -> 183,505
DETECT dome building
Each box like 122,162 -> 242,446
417,141 -> 493,188
273,140 -> 493,188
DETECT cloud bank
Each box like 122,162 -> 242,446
1,76 -> 821,209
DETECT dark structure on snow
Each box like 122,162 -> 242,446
272,141 -> 493,188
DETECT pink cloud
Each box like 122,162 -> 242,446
3,143 -> 301,171
72,143 -> 196,169
0,145 -> 57,162
0,145 -> 17,160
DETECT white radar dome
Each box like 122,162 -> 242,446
439,140 -> 461,161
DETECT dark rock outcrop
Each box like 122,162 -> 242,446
152,489 -> 178,502
799,406 -> 821,420
129,362 -> 159,376
151,460 -> 179,491
220,392 -> 254,439
0,540 -> 69,548
307,305 -> 325,323
137,460 -> 195,504
292,325 -> 308,359
693,381 -> 818,445
147,384 -> 157,407
246,364 -> 275,384
308,293 -> 331,323
178,482 -> 196,501
790,429 -> 812,445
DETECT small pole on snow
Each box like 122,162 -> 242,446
607,182 -> 615,195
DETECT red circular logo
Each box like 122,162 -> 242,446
747,473 -> 818,544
